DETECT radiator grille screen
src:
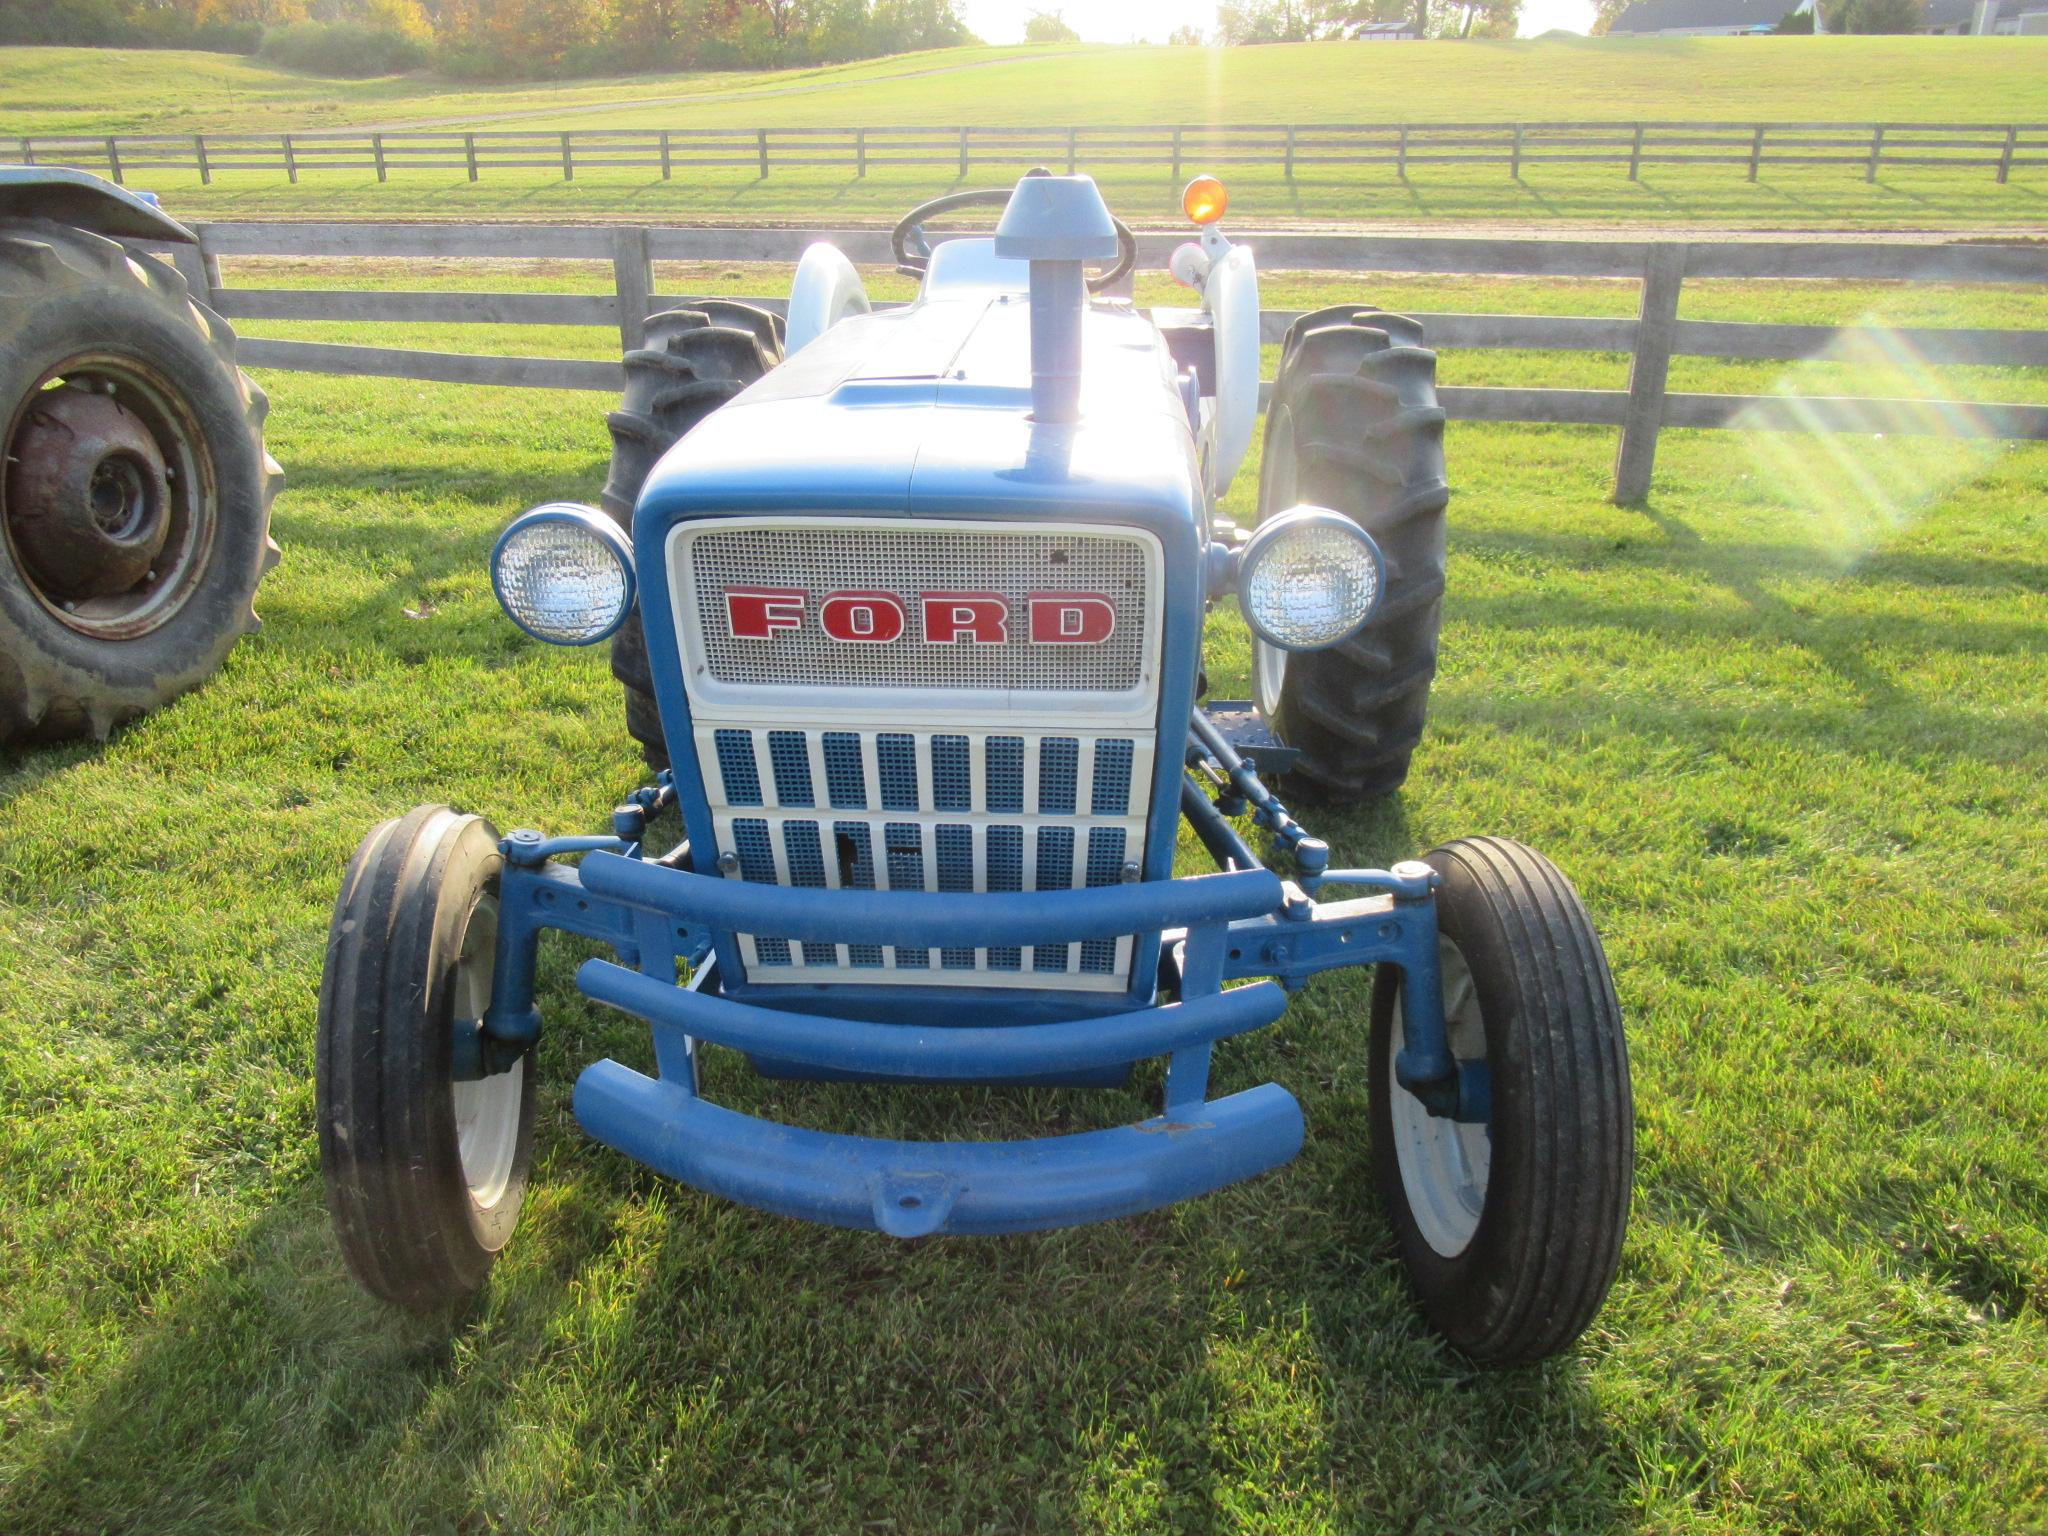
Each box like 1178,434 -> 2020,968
701,726 -> 1156,991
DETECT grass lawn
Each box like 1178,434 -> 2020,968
0,267 -> 2045,1532
5,39 -> 2048,228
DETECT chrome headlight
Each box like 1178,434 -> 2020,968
491,503 -> 635,646
1236,506 -> 1384,652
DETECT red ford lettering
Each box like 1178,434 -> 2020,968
726,586 -> 807,639
1027,592 -> 1116,645
819,590 -> 906,643
722,587 -> 1115,645
921,591 -> 1009,645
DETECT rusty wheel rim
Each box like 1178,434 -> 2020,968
2,352 -> 217,640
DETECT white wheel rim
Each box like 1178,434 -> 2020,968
1251,405 -> 1296,722
448,893 -> 522,1210
1253,638 -> 1288,717
1389,940 -> 1491,1258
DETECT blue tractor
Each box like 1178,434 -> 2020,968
317,173 -> 1633,1363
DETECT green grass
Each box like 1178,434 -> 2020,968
5,39 -> 2048,228
8,39 -> 2048,136
1,270 -> 2046,1531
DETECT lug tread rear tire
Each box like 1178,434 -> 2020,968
602,302 -> 784,768
0,219 -> 279,745
1368,837 -> 1632,1365
1255,307 -> 1449,805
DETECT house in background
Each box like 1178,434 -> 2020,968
1607,0 -> 1813,34
1348,18 -> 1424,37
1916,0 -> 2048,32
1608,0 -> 2048,30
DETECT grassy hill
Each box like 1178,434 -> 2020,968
6,38 -> 2048,136
4,38 -> 2047,227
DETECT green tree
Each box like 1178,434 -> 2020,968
1821,0 -> 1922,28
1588,0 -> 1633,31
1022,7 -> 1077,40
1167,21 -> 1205,41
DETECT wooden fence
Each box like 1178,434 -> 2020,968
139,222 -> 2048,504
21,120 -> 2048,188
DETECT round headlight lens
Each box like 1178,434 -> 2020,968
1238,508 -> 1383,652
492,503 -> 634,646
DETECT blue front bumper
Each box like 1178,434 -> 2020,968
485,844 -> 1441,1238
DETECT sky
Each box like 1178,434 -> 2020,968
955,0 -> 1600,42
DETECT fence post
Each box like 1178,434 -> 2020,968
466,134 -> 479,182
371,134 -> 386,183
1865,124 -> 1885,184
1171,126 -> 1183,181
19,137 -> 31,167
958,125 -> 969,177
758,128 -> 770,178
855,127 -> 865,177
1613,243 -> 1685,507
282,134 -> 296,184
1996,125 -> 2015,185
1067,126 -> 1077,174
561,133 -> 573,181
1510,124 -> 1523,180
1628,123 -> 1644,181
1284,125 -> 1297,180
1747,125 -> 1764,183
612,226 -> 652,354
195,135 -> 211,185
1397,124 -> 1409,179
106,137 -> 122,184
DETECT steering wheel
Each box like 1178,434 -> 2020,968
891,187 -> 1137,294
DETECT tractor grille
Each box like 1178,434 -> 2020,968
698,726 -> 1157,990
670,516 -> 1166,992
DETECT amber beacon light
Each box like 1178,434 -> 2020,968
1182,175 -> 1228,225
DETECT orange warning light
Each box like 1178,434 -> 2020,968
1182,175 -> 1228,225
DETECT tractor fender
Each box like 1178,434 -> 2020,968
1205,243 -> 1261,499
784,242 -> 871,356
0,167 -> 196,245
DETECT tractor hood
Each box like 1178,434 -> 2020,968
633,294 -> 1204,532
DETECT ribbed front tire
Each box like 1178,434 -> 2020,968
317,805 -> 534,1312
1369,837 -> 1633,1364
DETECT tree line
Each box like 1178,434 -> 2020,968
0,0 -> 977,77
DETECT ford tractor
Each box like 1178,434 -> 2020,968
1,170 -> 279,746
316,173 -> 1633,1364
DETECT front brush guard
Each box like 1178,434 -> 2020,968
478,846 -> 1455,1238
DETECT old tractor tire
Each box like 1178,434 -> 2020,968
603,301 -> 784,769
1369,837 -> 1632,1364
1252,305 -> 1448,805
0,218 -> 280,746
318,804 -> 535,1312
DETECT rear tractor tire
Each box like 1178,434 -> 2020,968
1252,305 -> 1448,805
0,218 -> 280,746
603,301 -> 784,769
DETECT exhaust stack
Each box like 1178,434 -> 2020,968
994,171 -> 1119,425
